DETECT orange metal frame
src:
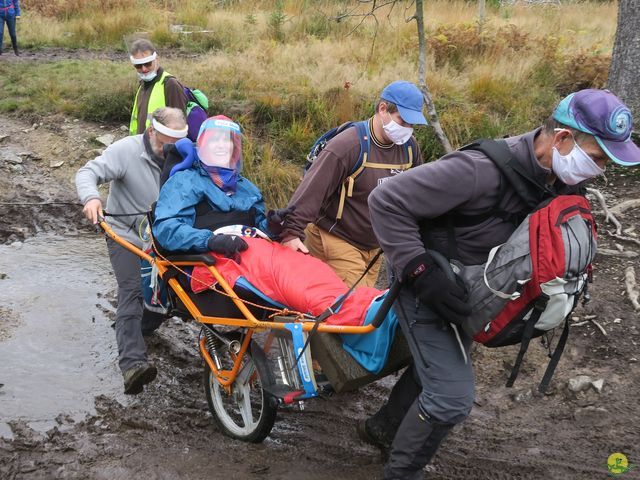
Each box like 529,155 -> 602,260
99,221 -> 376,390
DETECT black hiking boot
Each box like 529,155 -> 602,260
13,46 -> 19,56
141,310 -> 166,337
357,418 -> 394,460
123,362 -> 157,395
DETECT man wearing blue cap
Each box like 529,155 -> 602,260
280,80 -> 427,287
360,88 -> 639,479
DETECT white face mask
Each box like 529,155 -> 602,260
382,112 -> 413,145
551,133 -> 604,185
138,70 -> 158,82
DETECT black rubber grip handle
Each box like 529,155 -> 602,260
371,279 -> 402,328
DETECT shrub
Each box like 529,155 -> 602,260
23,0 -> 135,19
428,23 -> 484,69
242,136 -> 301,208
268,0 -> 286,43
81,89 -> 134,123
555,51 -> 610,96
468,75 -> 520,115
289,13 -> 344,40
428,22 -> 530,70
495,24 -> 529,52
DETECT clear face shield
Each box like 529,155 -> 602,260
196,118 -> 242,172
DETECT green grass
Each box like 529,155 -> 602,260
0,61 -> 135,122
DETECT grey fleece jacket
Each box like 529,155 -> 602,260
75,134 -> 161,247
368,128 -> 559,278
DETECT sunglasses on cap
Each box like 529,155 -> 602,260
134,61 -> 154,70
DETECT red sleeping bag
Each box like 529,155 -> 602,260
190,237 -> 382,326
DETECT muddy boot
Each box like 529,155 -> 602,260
141,310 -> 166,337
383,401 -> 453,480
123,362 -> 157,395
357,416 -> 395,460
357,367 -> 422,459
13,45 -> 19,56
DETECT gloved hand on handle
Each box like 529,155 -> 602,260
403,251 -> 472,326
266,205 -> 296,237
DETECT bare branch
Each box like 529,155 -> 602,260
333,0 -> 453,154
334,0 -> 399,21
404,0 -> 417,22
334,4 -> 366,22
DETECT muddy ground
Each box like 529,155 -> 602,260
0,108 -> 639,480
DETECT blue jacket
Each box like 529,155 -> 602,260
0,0 -> 20,18
153,164 -> 268,252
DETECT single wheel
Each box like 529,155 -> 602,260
203,331 -> 278,442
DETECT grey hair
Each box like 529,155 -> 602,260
129,38 -> 156,56
151,107 -> 186,129
542,115 -> 592,145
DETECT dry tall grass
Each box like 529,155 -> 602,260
11,0 -> 618,206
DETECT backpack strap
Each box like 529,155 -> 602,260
336,121 -> 370,220
176,80 -> 208,111
421,139 -> 554,259
402,136 -> 416,168
538,318 -> 570,393
337,123 -> 414,220
462,139 -> 553,209
506,294 -> 549,387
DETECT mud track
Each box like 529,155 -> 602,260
0,113 -> 638,479
0,47 -> 203,63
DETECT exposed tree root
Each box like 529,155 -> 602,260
586,187 -> 623,234
610,199 -> 640,217
597,248 -> 638,258
625,266 -> 640,311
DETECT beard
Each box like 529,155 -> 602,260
149,133 -> 165,158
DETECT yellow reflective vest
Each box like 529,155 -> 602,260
129,70 -> 172,136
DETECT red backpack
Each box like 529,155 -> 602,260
460,195 -> 596,391
429,140 -> 597,391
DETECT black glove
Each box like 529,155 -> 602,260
267,205 -> 296,237
403,252 -> 471,326
207,234 -> 248,261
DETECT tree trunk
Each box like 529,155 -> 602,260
477,0 -> 487,34
415,0 -> 453,153
608,0 -> 640,120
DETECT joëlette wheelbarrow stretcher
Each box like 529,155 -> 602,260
99,220 -> 406,443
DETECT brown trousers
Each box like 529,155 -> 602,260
304,223 -> 382,288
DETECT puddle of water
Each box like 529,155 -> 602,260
0,233 -> 126,438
